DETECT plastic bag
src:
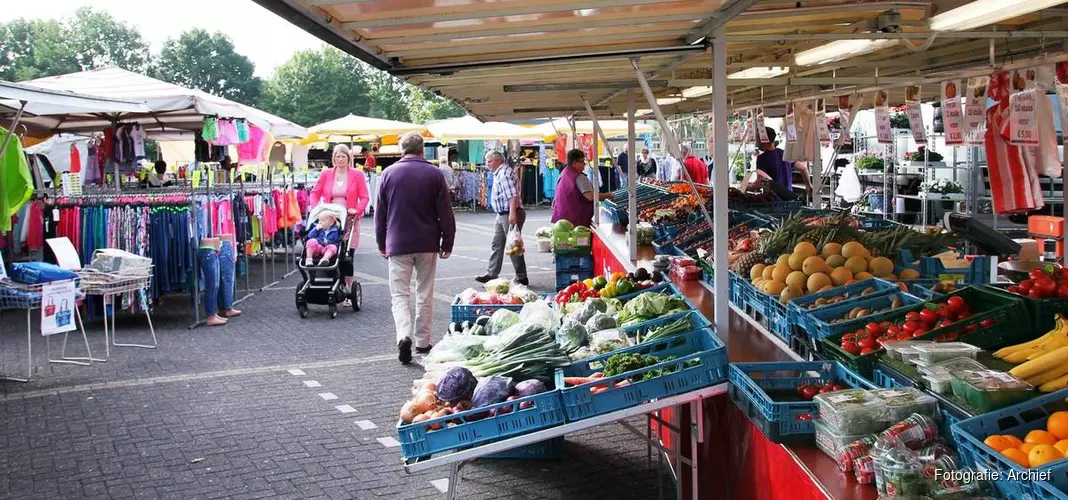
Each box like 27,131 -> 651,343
487,309 -> 520,335
518,300 -> 559,332
484,278 -> 511,295
423,335 -> 491,364
457,288 -> 480,305
835,165 -> 862,203
510,284 -> 539,303
505,228 -> 524,256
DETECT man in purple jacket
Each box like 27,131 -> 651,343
376,132 -> 457,364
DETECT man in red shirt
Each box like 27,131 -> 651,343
681,144 -> 709,185
363,144 -> 377,171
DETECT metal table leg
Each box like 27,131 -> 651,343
50,306 -> 93,365
110,293 -> 158,349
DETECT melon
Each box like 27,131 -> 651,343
842,241 -> 870,260
780,285 -> 804,304
826,255 -> 846,268
785,271 -> 808,289
788,252 -> 807,271
772,264 -> 792,283
750,264 -> 768,281
793,242 -> 818,258
821,242 -> 843,258
845,256 -> 868,275
830,267 -> 853,286
807,272 -> 832,292
869,257 -> 894,277
802,256 -> 829,276
899,268 -> 921,280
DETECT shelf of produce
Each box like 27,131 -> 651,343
593,224 -> 880,500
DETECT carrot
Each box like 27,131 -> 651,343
564,376 -> 597,386
614,380 -> 632,388
590,372 -> 605,379
590,385 -> 610,395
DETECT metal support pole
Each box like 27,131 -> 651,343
811,92 -> 823,209
591,108 -> 601,227
627,89 -> 638,261
712,30 -> 730,338
0,102 -> 27,160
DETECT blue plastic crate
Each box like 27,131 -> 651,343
951,389 -> 1068,499
803,291 -> 925,340
450,297 -> 525,324
485,437 -> 565,460
556,271 -> 594,292
1040,462 -> 1068,499
787,277 -> 903,325
860,218 -> 901,231
899,249 -> 991,285
728,361 -> 876,444
620,310 -> 711,343
555,254 -> 594,273
555,327 -> 727,421
396,387 -> 566,460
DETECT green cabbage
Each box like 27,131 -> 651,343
585,312 -> 618,333
487,309 -> 520,335
556,318 -> 588,354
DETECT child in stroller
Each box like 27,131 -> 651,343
296,203 -> 363,318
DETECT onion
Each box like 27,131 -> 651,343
412,391 -> 438,414
399,402 -> 419,423
412,414 -> 429,423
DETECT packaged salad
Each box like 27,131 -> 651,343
813,389 -> 889,434
872,388 -> 939,422
949,369 -> 1034,412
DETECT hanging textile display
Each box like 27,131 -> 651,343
835,95 -> 860,146
554,135 -> 568,163
0,126 -> 33,233
815,100 -> 831,146
785,103 -> 799,143
784,103 -> 817,162
577,134 -> 594,162
874,90 -> 893,144
941,81 -> 965,146
904,86 -> 927,144
985,71 -> 1044,214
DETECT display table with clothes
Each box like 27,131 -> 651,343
591,224 -> 877,500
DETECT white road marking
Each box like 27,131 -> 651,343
303,380 -> 321,388
355,420 -> 378,430
319,393 -> 338,401
376,436 -> 401,448
336,404 -> 357,414
430,479 -> 449,493
287,369 -> 306,376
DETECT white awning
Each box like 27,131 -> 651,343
535,118 -> 655,139
308,114 -> 427,138
0,80 -> 151,115
426,115 -> 544,141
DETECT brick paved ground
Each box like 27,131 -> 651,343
0,210 -> 677,499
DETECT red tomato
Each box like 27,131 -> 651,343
832,384 -> 845,391
956,311 -> 971,321
841,341 -> 861,355
1058,287 -> 1068,299
843,333 -> 856,342
965,324 -> 979,333
980,318 -> 996,328
860,347 -> 876,355
937,320 -> 955,329
887,325 -> 903,337
1059,268 -> 1068,280
902,320 -> 920,333
858,336 -> 876,349
920,307 -> 940,325
796,413 -> 814,421
1036,279 -> 1058,297
880,321 -> 893,329
1030,268 -> 1049,280
905,311 -> 922,322
911,327 -> 928,338
1019,280 -> 1034,292
801,385 -> 819,400
866,322 -> 883,336
946,296 -> 967,314
938,304 -> 953,319
1007,285 -> 1022,294
1029,288 -> 1046,299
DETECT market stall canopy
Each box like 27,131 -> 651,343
426,115 -> 544,141
20,67 -> 307,138
253,0 -> 1068,120
307,114 -> 427,141
0,79 -> 151,116
535,119 -> 655,139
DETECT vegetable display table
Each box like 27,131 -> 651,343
592,225 -> 880,500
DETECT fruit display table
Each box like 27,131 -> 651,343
593,224 -> 881,500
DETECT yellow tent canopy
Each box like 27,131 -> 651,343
302,114 -> 428,145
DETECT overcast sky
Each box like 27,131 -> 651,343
1,0 -> 327,76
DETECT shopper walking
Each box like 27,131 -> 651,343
476,152 -> 528,286
681,144 -> 709,185
636,148 -> 657,179
551,149 -> 613,228
376,132 -> 456,364
615,146 -> 629,187
310,144 -> 370,307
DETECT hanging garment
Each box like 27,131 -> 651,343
202,117 -> 218,141
235,119 -> 250,143
84,141 -> 99,184
269,142 -> 287,166
1025,91 -> 1062,179
784,104 -> 818,162
0,127 -> 32,232
131,124 -> 147,158
69,143 -> 81,174
985,71 -> 1044,214
237,124 -> 268,162
292,144 -> 309,171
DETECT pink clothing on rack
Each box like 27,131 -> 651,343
216,199 -> 234,236
27,202 -> 44,250
215,120 -> 239,146
297,189 -> 309,215
237,124 -> 267,162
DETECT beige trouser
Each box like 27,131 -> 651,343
388,252 -> 438,348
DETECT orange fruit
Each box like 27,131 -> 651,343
1004,435 -> 1025,448
984,435 -> 1014,452
1054,439 -> 1068,456
1002,448 -> 1030,467
1026,429 -> 1059,446
1019,443 -> 1038,454
1048,412 -> 1068,440
1029,444 -> 1063,467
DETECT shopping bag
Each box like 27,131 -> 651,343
505,228 -> 525,256
44,298 -> 56,316
55,300 -> 71,327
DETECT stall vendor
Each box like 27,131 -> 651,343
756,127 -> 812,199
551,149 -> 612,228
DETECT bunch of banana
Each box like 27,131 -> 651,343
996,314 -> 1068,392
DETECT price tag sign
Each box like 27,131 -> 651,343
754,109 -> 769,144
964,76 -> 989,145
816,101 -> 831,145
942,80 -> 965,146
904,85 -> 926,144
785,103 -> 798,143
1010,89 -> 1039,146
191,169 -> 202,188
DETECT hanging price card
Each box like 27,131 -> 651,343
941,80 -> 965,146
873,90 -> 892,144
191,168 -> 202,188
816,101 -> 831,145
905,86 -> 926,144
964,76 -> 989,145
836,95 -> 860,146
785,103 -> 798,143
1009,69 -> 1039,146
754,109 -> 769,143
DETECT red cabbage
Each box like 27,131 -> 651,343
471,375 -> 514,408
513,379 -> 547,398
436,366 -> 477,403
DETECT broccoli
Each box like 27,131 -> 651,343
603,353 -> 649,377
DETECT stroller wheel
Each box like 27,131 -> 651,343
329,304 -> 338,319
298,304 -> 308,318
351,282 -> 362,312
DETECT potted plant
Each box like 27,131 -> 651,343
889,105 -> 910,130
854,152 -> 885,172
919,178 -> 964,209
904,146 -> 945,168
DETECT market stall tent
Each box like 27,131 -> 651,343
306,114 -> 427,143
20,67 -> 307,138
426,115 -> 544,141
535,118 -> 655,140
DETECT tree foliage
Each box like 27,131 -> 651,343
66,7 -> 150,72
257,48 -> 373,127
152,29 -> 262,106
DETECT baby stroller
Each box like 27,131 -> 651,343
295,206 -> 363,319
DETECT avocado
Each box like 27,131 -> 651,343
651,270 -> 664,282
635,267 -> 650,281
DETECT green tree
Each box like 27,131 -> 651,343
257,47 -> 373,127
66,7 -> 150,72
152,29 -> 262,105
408,88 -> 467,123
0,19 -> 78,81
365,71 -> 413,121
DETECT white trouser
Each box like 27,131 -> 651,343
388,252 -> 438,348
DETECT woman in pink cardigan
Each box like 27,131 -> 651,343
310,144 -> 370,305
